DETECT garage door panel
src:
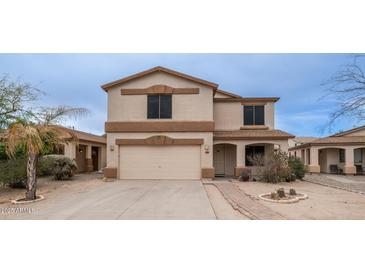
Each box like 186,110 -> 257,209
119,145 -> 201,179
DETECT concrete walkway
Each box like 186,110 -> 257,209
213,182 -> 286,220
1,180 -> 216,220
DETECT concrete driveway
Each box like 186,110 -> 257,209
1,180 -> 216,220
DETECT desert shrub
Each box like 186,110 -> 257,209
289,188 -> 297,195
254,151 -> 296,183
53,156 -> 77,180
288,156 -> 306,180
239,168 -> 251,182
0,157 -> 27,188
37,154 -> 63,176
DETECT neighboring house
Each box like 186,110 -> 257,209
60,127 -> 107,172
289,125 -> 365,175
101,66 -> 294,180
288,137 -> 317,149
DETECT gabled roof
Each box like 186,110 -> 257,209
101,66 -> 219,92
331,125 -> 365,137
215,89 -> 242,98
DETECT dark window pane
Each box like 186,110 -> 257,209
147,95 -> 159,119
244,106 -> 254,125
339,149 -> 345,163
159,95 -> 172,119
245,146 -> 265,166
245,146 -> 254,166
254,106 -> 265,125
255,146 -> 265,157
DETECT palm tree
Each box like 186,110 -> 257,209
5,106 -> 88,200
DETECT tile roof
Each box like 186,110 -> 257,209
214,130 -> 295,140
331,124 -> 365,137
60,127 -> 106,144
292,137 -> 317,143
289,136 -> 365,150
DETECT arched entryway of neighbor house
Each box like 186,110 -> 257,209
213,143 -> 237,177
318,147 -> 347,174
354,147 -> 365,174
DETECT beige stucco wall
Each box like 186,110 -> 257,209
213,102 -> 242,130
214,101 -> 275,130
214,92 -> 233,98
107,71 -> 214,122
107,132 -> 213,178
264,102 -> 275,129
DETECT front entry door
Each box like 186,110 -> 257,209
214,145 -> 225,176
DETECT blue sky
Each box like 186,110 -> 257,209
0,54 -> 362,136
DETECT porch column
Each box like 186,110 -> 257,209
85,145 -> 93,172
64,143 -> 76,159
234,144 -> 246,176
344,147 -> 356,175
308,147 -> 320,173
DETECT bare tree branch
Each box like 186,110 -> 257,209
322,54 -> 365,130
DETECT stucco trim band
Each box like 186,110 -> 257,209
121,85 -> 199,95
116,136 -> 204,145
202,168 -> 215,178
105,121 -> 215,132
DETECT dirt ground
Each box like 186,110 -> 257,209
236,180 -> 365,220
0,173 -> 104,205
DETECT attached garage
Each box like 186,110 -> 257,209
119,145 -> 201,180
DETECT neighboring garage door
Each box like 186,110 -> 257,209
119,145 -> 201,179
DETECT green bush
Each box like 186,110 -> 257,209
0,157 -> 27,188
53,156 -> 77,180
37,154 -> 62,176
288,156 -> 306,180
0,142 -> 26,161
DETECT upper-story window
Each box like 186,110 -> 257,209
243,105 -> 265,125
147,94 -> 172,119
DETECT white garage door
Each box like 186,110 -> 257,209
119,145 -> 201,179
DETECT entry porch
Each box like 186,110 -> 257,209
213,140 -> 289,177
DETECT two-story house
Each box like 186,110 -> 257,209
101,66 -> 294,180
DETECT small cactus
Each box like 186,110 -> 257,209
289,188 -> 297,195
277,188 -> 286,198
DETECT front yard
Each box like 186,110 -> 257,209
233,179 -> 365,219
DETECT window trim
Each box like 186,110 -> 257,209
147,94 -> 172,119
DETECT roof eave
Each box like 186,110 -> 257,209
101,66 -> 219,92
